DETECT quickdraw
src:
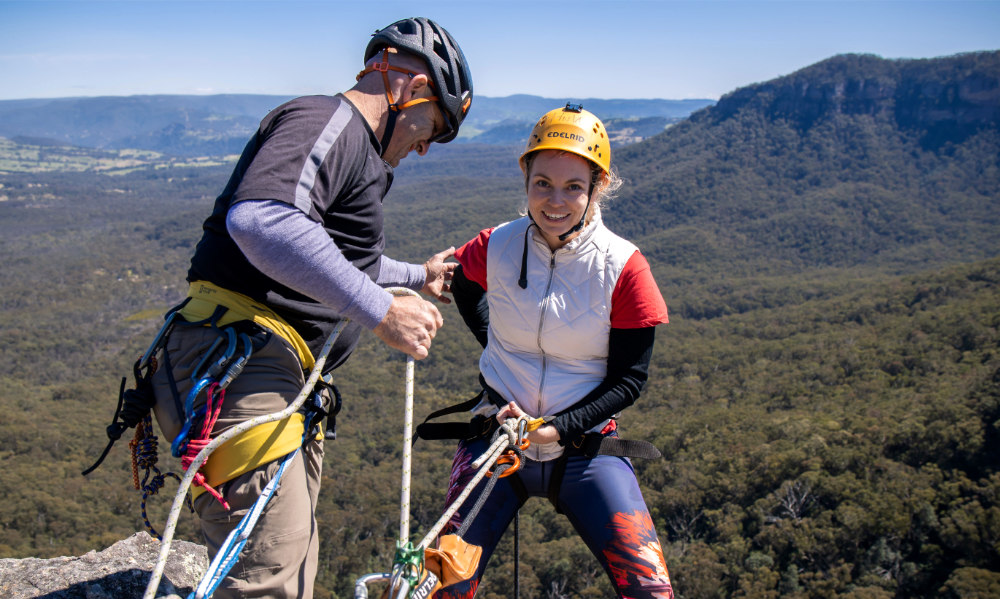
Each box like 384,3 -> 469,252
81,303 -> 187,477
83,303 -> 194,540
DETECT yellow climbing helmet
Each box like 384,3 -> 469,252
519,103 -> 610,175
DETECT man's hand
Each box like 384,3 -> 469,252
373,294 -> 444,360
421,247 -> 457,303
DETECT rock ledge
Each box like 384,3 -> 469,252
0,533 -> 207,599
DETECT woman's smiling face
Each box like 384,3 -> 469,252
526,150 -> 593,249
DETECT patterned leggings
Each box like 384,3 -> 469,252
432,435 -> 675,599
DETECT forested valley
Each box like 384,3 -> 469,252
1,51 -> 998,598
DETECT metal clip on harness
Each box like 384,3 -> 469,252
171,328 -> 252,458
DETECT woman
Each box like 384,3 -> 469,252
435,105 -> 674,598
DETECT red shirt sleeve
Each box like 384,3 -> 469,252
454,228 -> 494,291
610,251 -> 669,328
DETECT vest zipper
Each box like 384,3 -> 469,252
535,252 -> 557,414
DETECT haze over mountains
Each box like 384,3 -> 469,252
0,50 -> 998,598
0,93 -> 714,156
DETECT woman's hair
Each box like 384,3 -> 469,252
519,150 -> 624,217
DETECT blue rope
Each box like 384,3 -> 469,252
189,448 -> 299,599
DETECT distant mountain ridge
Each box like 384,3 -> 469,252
607,50 -> 1000,274
708,52 -> 1000,149
0,93 -> 714,156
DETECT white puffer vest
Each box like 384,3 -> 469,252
478,210 -> 638,461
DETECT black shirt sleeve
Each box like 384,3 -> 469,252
451,264 -> 490,349
550,326 -> 655,443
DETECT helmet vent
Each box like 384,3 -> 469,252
520,104 -> 610,175
365,17 -> 473,143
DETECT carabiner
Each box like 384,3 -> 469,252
217,333 -> 252,390
138,310 -> 179,372
486,452 -> 522,478
172,378 -> 212,457
190,327 -> 237,384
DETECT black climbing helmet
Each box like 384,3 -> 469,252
365,17 -> 473,143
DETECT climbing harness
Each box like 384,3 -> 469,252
417,383 -> 662,512
81,278 -> 347,599
411,385 -> 663,597
143,286 -> 408,598
143,314 -> 349,599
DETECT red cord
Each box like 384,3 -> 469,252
181,382 -> 231,510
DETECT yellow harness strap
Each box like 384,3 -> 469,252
181,281 -> 315,370
200,414 -> 309,489
179,281 -> 320,499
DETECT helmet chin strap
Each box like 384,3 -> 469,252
379,109 -> 401,155
557,197 -> 590,242
519,196 -> 589,289
557,174 -> 597,241
357,48 -> 438,159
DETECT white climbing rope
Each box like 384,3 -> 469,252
415,418 -> 525,550
393,288 -> 418,547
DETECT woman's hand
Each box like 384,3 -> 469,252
496,402 -> 560,445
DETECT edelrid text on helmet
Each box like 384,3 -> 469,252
520,104 -> 610,175
366,17 -> 473,143
547,131 -> 586,143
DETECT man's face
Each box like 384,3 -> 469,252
382,101 -> 447,167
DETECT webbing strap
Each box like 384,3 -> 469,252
414,390 -> 487,442
182,281 -> 315,370
415,377 -> 512,443
590,436 -> 662,459
355,48 -> 439,110
357,48 -> 439,154
549,433 -> 662,514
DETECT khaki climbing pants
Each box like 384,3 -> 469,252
152,323 -> 325,599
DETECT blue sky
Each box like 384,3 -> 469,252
1,0 -> 998,101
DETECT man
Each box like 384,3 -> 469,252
148,17 -> 473,598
